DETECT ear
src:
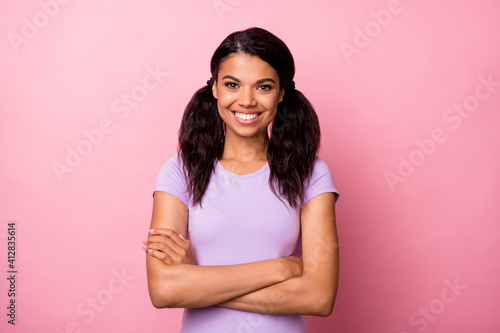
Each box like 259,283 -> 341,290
278,88 -> 285,103
212,81 -> 218,99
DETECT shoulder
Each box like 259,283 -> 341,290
312,156 -> 331,174
308,156 -> 334,183
157,155 -> 185,175
303,156 -> 339,205
162,154 -> 184,168
154,154 -> 189,205
155,154 -> 187,187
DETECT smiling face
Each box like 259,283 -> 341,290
212,53 -> 284,139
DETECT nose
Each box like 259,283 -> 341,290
237,87 -> 257,107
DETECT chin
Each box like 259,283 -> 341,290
229,126 -> 267,139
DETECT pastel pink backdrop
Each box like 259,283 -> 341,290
1,0 -> 499,332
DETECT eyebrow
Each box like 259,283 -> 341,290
221,75 -> 276,84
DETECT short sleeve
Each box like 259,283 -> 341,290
153,155 -> 189,207
302,157 -> 339,207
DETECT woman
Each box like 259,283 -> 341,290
144,27 -> 339,332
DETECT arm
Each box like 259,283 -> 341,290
145,191 -> 302,309
217,192 -> 339,317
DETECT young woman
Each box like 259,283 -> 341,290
144,27 -> 340,332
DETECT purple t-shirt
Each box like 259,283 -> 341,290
154,155 -> 339,333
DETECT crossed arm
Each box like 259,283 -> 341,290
145,191 -> 339,317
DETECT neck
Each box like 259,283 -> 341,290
221,129 -> 269,162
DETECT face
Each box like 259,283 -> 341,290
212,53 -> 284,139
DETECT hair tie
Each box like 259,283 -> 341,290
207,77 -> 214,86
290,80 -> 295,90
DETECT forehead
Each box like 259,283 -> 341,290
218,53 -> 279,81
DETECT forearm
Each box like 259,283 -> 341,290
147,256 -> 293,309
217,275 -> 337,317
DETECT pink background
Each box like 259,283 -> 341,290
1,0 -> 499,332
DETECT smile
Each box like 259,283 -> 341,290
233,112 -> 261,120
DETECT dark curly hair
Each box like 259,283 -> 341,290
178,27 -> 320,208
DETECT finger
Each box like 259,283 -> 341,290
147,234 -> 186,256
149,228 -> 188,249
178,233 -> 188,243
145,247 -> 173,264
147,239 -> 186,263
147,229 -> 193,263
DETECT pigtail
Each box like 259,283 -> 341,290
267,86 -> 321,207
178,84 -> 224,206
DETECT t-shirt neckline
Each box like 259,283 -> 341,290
216,160 -> 269,178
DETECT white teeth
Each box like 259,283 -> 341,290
234,112 -> 259,120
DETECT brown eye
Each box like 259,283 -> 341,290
258,85 -> 272,91
225,82 -> 239,89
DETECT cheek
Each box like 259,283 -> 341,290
262,95 -> 281,111
218,98 -> 232,116
217,98 -> 232,121
217,103 -> 226,121
217,92 -> 234,109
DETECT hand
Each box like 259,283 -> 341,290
144,228 -> 197,265
282,256 -> 303,279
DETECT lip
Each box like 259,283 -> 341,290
231,110 -> 263,125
